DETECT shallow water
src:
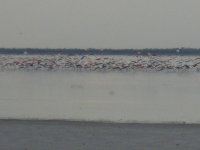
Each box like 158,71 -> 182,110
0,71 -> 200,123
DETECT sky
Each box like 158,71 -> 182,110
0,0 -> 200,49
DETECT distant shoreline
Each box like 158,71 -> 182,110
0,119 -> 199,126
0,48 -> 200,55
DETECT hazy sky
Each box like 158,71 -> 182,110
0,0 -> 200,49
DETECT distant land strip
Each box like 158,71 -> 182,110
1,48 -> 200,56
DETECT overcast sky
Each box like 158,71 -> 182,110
0,0 -> 200,49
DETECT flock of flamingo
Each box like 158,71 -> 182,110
0,54 -> 200,72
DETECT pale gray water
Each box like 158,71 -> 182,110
0,72 -> 200,123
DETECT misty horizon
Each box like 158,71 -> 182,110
0,0 -> 200,49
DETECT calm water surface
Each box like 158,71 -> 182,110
0,72 -> 200,123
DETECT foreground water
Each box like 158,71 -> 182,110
0,71 -> 200,123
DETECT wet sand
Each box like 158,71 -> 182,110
0,119 -> 200,150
